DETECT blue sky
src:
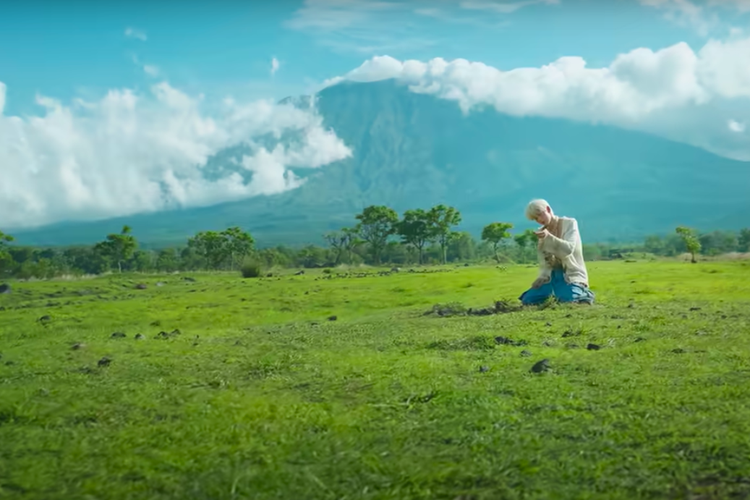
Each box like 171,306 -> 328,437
0,0 -> 721,116
2,0 -> 750,229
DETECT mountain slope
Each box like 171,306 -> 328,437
11,79 -> 750,247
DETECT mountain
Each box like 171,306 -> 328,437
11,79 -> 750,248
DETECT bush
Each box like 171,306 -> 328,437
240,260 -> 262,278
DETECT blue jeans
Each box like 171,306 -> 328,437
519,269 -> 595,305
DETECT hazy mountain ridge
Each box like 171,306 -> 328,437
11,79 -> 750,248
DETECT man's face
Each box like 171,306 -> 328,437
534,207 -> 552,226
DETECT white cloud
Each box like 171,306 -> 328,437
459,0 -> 559,14
728,119 -> 746,132
321,35 -> 750,160
271,57 -> 280,76
0,81 -> 352,229
639,0 -> 750,35
143,65 -> 160,77
124,27 -> 147,41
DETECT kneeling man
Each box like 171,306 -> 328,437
519,199 -> 595,305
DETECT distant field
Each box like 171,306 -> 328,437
1,260 -> 750,499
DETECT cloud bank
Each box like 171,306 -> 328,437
0,81 -> 352,229
322,34 -> 750,160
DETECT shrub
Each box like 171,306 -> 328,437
240,260 -> 262,278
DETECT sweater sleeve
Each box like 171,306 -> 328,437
540,218 -> 579,258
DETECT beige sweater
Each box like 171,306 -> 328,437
536,215 -> 589,286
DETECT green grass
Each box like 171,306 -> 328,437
1,260 -> 750,499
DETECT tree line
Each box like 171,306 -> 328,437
0,205 -> 749,279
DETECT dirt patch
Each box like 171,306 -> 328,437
424,300 -> 522,318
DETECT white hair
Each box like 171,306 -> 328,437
525,199 -> 553,220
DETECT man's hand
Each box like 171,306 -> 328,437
534,228 -> 550,239
531,277 -> 546,289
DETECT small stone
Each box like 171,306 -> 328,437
530,359 -> 550,373
520,350 -> 532,357
479,366 -> 489,373
71,342 -> 86,350
671,348 -> 686,354
97,357 -> 111,367
0,283 -> 10,294
586,343 -> 601,350
545,322 -> 552,327
134,334 -> 144,340
328,315 -> 337,321
689,307 -> 701,311
38,315 -> 51,322
111,332 -> 126,338
634,337 -> 646,342
135,284 -> 147,290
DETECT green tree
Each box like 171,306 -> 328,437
155,248 -> 180,273
643,235 -> 665,255
94,225 -> 137,273
397,209 -> 432,264
222,227 -> 255,270
187,230 -> 229,270
739,228 -> 750,253
447,231 -> 477,262
513,228 -> 537,263
0,230 -> 15,276
675,226 -> 701,263
324,227 -> 360,265
482,222 -> 514,263
355,205 -> 399,265
427,204 -> 462,264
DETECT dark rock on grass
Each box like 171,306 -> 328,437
295,270 -> 305,275
6,360 -> 15,366
690,307 -> 701,311
0,283 -> 10,294
634,337 -> 647,342
561,329 -> 582,338
587,343 -> 602,350
494,336 -> 528,347
97,357 -> 111,367
150,320 -> 161,327
111,332 -> 126,338
530,359 -> 550,373
71,342 -> 86,350
671,348 -> 687,354
135,334 -> 145,340
38,315 -> 51,323
545,322 -> 552,327
156,329 -> 182,339
328,315 -> 337,321
182,277 -> 196,282
135,284 -> 147,290
479,365 -> 490,373
520,350 -> 533,357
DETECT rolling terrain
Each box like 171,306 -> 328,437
12,80 -> 750,248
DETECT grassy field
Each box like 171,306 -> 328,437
1,259 -> 750,500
